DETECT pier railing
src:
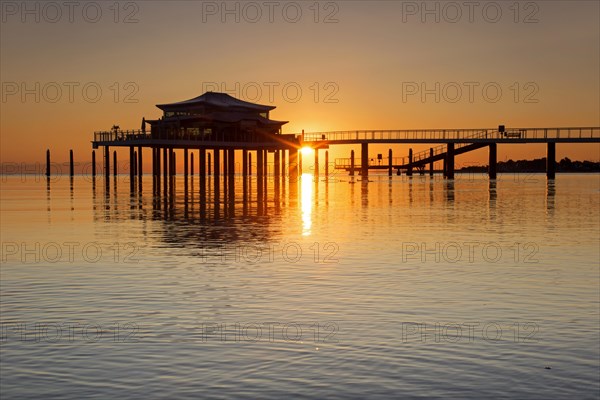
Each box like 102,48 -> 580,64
304,127 -> 600,143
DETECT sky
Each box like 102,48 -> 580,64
1,0 -> 599,169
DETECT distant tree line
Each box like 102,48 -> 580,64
459,158 -> 600,173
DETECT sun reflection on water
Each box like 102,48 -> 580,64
300,173 -> 313,236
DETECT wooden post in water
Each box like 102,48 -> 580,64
361,143 -> 368,179
200,148 -> 206,197
314,148 -> 319,178
214,149 -> 220,201
488,143 -> 497,180
281,150 -> 286,180
46,149 -> 51,178
133,151 -> 137,176
130,147 -> 135,191
325,150 -> 329,179
163,148 -> 168,193
547,142 -> 556,180
257,149 -> 264,201
407,148 -> 413,177
274,149 -> 280,180
113,151 -> 117,177
350,150 -> 355,177
249,152 -> 252,176
184,148 -> 189,193
429,148 -> 434,177
243,149 -> 248,177
104,146 -> 110,181
208,152 -> 212,176
388,149 -> 392,177
92,150 -> 96,178
446,143 -> 455,180
69,150 -> 74,177
190,152 -> 194,176
137,146 -> 143,188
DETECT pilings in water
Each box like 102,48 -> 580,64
388,149 -> 393,177
547,142 -> 556,180
361,143 -> 368,179
446,143 -> 455,180
350,150 -> 355,177
407,148 -> 413,177
104,146 -> 110,182
46,149 -> 51,178
429,148 -> 434,177
130,147 -> 135,191
488,143 -> 497,180
69,150 -> 74,177
314,148 -> 319,178
92,150 -> 96,178
325,150 -> 329,179
113,151 -> 117,177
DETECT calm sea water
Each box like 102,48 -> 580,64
1,172 -> 599,399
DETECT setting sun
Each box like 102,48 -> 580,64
300,146 -> 314,156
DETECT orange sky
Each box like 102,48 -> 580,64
1,1 -> 599,169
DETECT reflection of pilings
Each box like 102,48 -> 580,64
547,142 -> 556,180
429,148 -> 434,177
92,150 -> 96,178
113,151 -> 117,177
69,149 -> 74,177
46,149 -> 51,177
488,143 -> 497,180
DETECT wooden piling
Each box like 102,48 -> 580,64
92,150 -> 96,178
46,149 -> 50,177
113,151 -> 117,176
69,149 -> 74,177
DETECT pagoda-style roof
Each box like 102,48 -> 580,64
156,92 -> 276,112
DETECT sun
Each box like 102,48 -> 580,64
300,146 -> 314,156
